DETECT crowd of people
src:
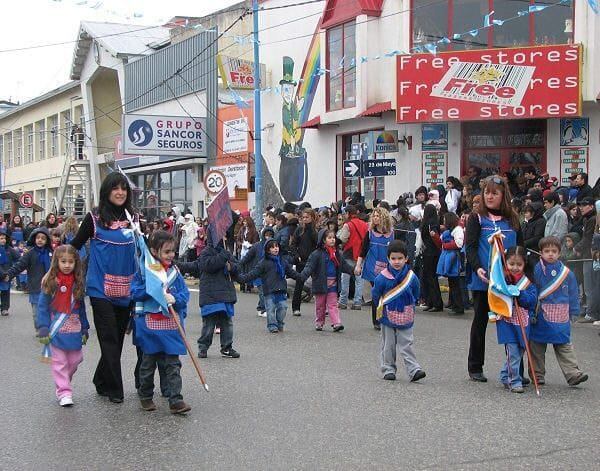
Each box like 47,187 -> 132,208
0,166 -> 598,411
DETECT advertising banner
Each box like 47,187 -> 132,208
210,163 -> 248,195
223,117 -> 249,154
217,55 -> 266,90
122,114 -> 207,157
396,45 -> 582,123
421,152 -> 447,186
560,147 -> 588,185
368,130 -> 399,154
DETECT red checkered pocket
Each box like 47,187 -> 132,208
374,261 -> 387,276
103,274 -> 133,298
386,305 -> 415,326
505,307 -> 529,326
542,303 -> 569,324
59,314 -> 81,334
146,314 -> 178,331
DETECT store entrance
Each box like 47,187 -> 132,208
462,120 -> 546,179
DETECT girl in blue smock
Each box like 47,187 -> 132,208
356,207 -> 396,329
9,215 -> 24,243
464,175 -> 522,383
69,172 -> 137,404
437,212 -> 465,314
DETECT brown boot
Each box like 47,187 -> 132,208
170,401 -> 191,414
140,399 -> 157,411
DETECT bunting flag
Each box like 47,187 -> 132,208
587,0 -> 599,13
487,230 -> 520,322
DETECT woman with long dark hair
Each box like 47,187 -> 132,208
70,172 -> 137,403
465,175 -> 522,382
419,204 -> 443,312
9,215 -> 24,243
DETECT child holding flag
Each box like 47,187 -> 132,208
492,246 -> 538,393
37,245 -> 89,407
372,240 -> 426,382
529,236 -> 589,387
131,230 -> 191,414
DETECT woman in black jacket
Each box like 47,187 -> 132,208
521,202 -> 546,272
420,204 -> 443,311
290,209 -> 318,316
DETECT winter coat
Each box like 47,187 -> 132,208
522,203 -> 546,268
543,205 -> 568,240
291,224 -> 318,264
274,223 -> 294,257
177,245 -> 238,307
574,209 -> 596,258
239,256 -> 301,296
5,227 -> 52,295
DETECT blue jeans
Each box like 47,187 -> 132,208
499,342 -> 524,388
257,285 -> 265,312
339,260 -> 363,306
264,294 -> 287,332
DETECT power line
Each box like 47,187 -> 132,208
260,0 -> 325,10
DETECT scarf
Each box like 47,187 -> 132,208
267,254 -> 285,279
324,245 -> 339,267
34,246 -> 51,273
52,272 -> 75,313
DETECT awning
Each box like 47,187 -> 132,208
300,115 -> 321,129
357,101 -> 393,118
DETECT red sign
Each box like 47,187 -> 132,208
396,44 -> 582,123
114,136 -> 124,160
19,192 -> 33,208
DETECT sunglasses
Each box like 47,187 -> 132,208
486,176 -> 504,185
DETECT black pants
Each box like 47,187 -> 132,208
90,297 -> 131,400
422,255 -> 443,309
291,262 -> 306,312
134,346 -> 169,396
468,290 -> 489,374
0,289 -> 10,311
197,312 -> 234,352
138,353 -> 183,406
447,277 -> 464,311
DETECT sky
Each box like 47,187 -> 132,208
0,0 -> 242,103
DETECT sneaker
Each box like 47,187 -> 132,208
293,310 -> 301,316
373,324 -> 381,331
577,316 -> 595,324
383,373 -> 396,381
198,350 -> 207,359
269,329 -> 279,334
338,303 -> 348,310
536,377 -> 545,385
411,370 -> 426,382
59,396 -> 74,407
332,324 -> 345,332
140,399 -> 157,411
592,320 -> 600,327
315,325 -> 323,331
1,310 -> 9,316
511,386 -> 525,393
220,347 -> 240,358
215,327 -> 221,335
522,377 -> 531,386
169,401 -> 191,414
351,304 -> 362,311
469,372 -> 488,382
568,373 -> 589,386
257,311 -> 267,318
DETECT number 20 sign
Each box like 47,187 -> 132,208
203,169 -> 227,195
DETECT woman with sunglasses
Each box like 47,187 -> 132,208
465,175 -> 523,382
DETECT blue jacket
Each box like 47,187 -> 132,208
239,255 -> 301,296
530,261 -> 579,344
496,278 -> 537,347
372,265 -> 420,329
37,292 -> 89,351
131,268 -> 190,355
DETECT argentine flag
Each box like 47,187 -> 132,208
487,230 -> 519,321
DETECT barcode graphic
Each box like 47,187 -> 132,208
431,62 -> 535,107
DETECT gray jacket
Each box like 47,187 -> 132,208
543,205 -> 568,240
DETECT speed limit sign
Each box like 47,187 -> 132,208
203,169 -> 227,195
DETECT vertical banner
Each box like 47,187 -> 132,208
422,152 -> 448,187
560,147 -> 588,185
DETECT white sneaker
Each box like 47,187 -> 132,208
215,327 -> 221,335
257,310 -> 267,318
59,396 -> 74,407
592,320 -> 600,327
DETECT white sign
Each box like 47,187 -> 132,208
210,164 -> 248,195
122,114 -> 207,157
560,147 -> 588,185
204,169 -> 227,195
223,118 -> 248,154
19,208 -> 33,223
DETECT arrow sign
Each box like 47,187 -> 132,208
344,159 -> 362,178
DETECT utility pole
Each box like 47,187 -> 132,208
252,0 -> 263,227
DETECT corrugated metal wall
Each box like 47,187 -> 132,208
124,30 -> 218,159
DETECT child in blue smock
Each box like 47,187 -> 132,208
0,230 -> 20,316
529,236 -> 588,387
492,246 -> 537,393
131,230 -> 191,414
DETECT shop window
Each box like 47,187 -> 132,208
412,0 -> 574,50
327,21 -> 356,111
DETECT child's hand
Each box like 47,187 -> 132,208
354,264 -> 362,276
476,268 -> 488,283
165,293 -> 176,305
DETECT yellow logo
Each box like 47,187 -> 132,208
470,67 -> 503,84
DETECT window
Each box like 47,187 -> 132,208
50,115 -> 58,157
327,21 -> 356,111
38,120 -> 45,160
412,0 -> 575,50
0,136 -> 3,168
26,125 -> 34,164
134,169 -> 193,220
62,110 -> 71,153
5,134 -> 12,168
36,190 -> 46,217
14,130 -> 22,166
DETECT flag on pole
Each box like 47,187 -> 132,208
206,188 -> 233,246
487,230 -> 520,322
136,235 -> 169,314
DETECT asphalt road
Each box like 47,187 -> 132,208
1,288 -> 599,470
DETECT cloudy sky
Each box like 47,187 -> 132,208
0,0 -> 242,103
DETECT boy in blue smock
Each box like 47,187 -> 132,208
529,236 -> 588,387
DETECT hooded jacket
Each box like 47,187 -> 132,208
6,227 -> 52,295
560,232 -> 581,262
300,229 -> 354,294
543,204 -> 568,239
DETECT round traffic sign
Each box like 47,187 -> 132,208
203,169 -> 227,195
19,192 -> 33,208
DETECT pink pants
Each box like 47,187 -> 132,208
50,345 -> 83,400
314,292 -> 342,327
